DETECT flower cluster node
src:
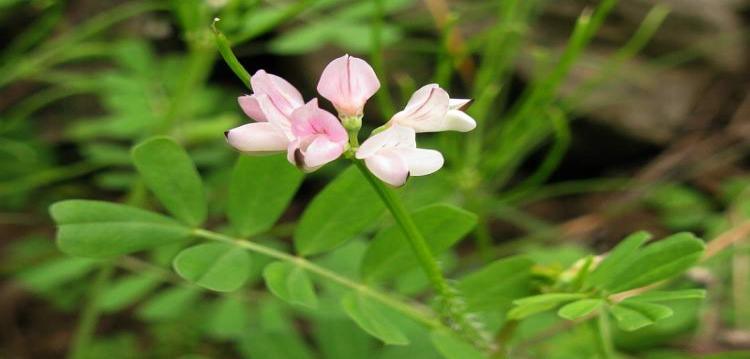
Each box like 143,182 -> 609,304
225,54 -> 476,185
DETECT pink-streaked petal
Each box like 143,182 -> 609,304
356,125 -> 416,159
444,110 -> 477,132
250,70 -> 304,116
290,99 -> 348,143
364,150 -> 409,187
302,135 -> 345,168
391,84 -> 449,132
449,98 -> 472,110
255,94 -> 293,138
399,148 -> 444,176
317,54 -> 380,116
238,95 -> 267,122
225,122 -> 289,154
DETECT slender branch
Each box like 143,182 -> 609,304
68,262 -> 115,359
592,309 -> 615,358
370,0 -> 395,119
353,161 -> 451,296
192,228 -> 442,329
353,160 -> 494,351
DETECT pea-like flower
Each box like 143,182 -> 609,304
317,54 -> 380,117
355,125 -> 444,187
287,99 -> 348,172
225,70 -> 302,153
389,84 -> 476,133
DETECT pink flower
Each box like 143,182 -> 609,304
226,70 -> 303,154
287,99 -> 348,172
390,84 -> 476,133
355,125 -> 444,187
317,54 -> 380,117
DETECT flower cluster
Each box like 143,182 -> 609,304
225,55 -> 476,186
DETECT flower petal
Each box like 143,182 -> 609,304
225,122 -> 289,154
238,95 -> 267,122
290,99 -> 347,143
250,70 -> 304,117
391,84 -> 449,133
302,135 -> 345,168
255,94 -> 293,137
317,54 -> 380,116
444,109 -> 477,132
364,150 -> 410,187
399,148 -> 444,176
356,125 -> 416,159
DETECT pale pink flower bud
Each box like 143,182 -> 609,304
356,125 -> 444,187
390,84 -> 476,133
317,54 -> 380,117
287,99 -> 348,172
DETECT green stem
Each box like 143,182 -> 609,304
370,0 -> 395,119
192,228 -> 441,329
68,262 -> 115,359
353,160 -> 494,351
212,19 -> 251,89
353,161 -> 451,296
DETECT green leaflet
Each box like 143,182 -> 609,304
136,286 -> 202,322
607,233 -> 705,293
610,301 -> 674,331
361,204 -> 477,282
263,261 -> 318,308
132,136 -> 206,226
430,330 -> 485,359
51,200 -> 192,258
98,274 -> 161,312
557,299 -> 604,320
509,293 -> 586,320
342,292 -> 409,345
227,155 -> 303,237
294,166 -> 385,256
173,242 -> 252,292
588,231 -> 651,289
458,255 -> 534,311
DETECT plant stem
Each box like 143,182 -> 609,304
353,161 -> 451,296
192,228 -> 441,329
353,160 -> 493,350
370,0 -> 395,119
68,262 -> 114,359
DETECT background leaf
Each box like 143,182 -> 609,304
262,261 -> 318,308
173,242 -> 252,292
611,301 -> 674,331
458,255 -> 534,312
608,233 -> 705,292
294,166 -> 385,256
228,154 -> 304,237
99,274 -> 161,312
429,330 -> 485,359
361,204 -> 477,282
588,231 -> 651,289
342,292 -> 409,346
132,137 -> 206,226
557,299 -> 604,320
51,200 -> 191,258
